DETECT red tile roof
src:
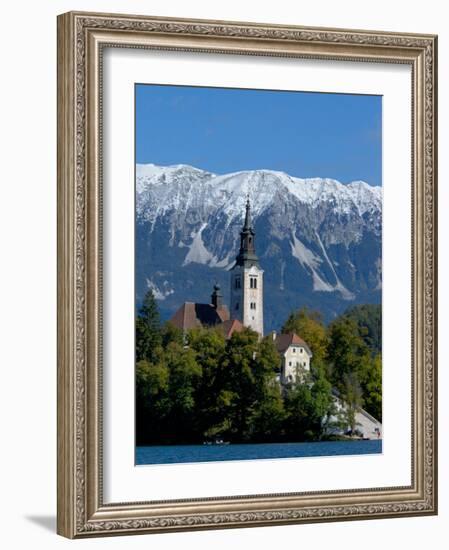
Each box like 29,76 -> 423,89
170,302 -> 230,332
216,306 -> 230,323
274,333 -> 312,356
216,319 -> 245,339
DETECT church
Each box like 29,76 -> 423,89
170,198 -> 313,383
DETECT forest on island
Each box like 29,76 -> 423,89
136,290 -> 382,446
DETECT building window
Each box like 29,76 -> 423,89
250,302 -> 256,310
292,347 -> 296,353
288,361 -> 292,367
300,348 -> 303,353
235,277 -> 241,289
250,277 -> 257,289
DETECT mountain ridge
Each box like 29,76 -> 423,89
135,163 -> 382,332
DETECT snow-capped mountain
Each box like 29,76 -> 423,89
136,163 -> 382,331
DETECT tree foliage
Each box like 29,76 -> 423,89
327,317 -> 370,386
136,300 -> 383,445
339,373 -> 364,434
282,307 -> 328,363
136,289 -> 162,363
361,353 -> 382,421
327,313 -> 382,420
343,304 -> 382,355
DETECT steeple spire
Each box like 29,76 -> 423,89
234,197 -> 259,268
243,196 -> 252,231
230,195 -> 264,337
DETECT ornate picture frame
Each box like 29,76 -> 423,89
57,11 -> 437,538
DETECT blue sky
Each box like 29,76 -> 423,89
135,84 -> 382,186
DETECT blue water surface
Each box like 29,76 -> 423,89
136,440 -> 382,465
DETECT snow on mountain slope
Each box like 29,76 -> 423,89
136,164 -> 381,223
135,163 -> 382,329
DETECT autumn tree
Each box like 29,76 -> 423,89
359,353 -> 382,421
282,307 -> 328,363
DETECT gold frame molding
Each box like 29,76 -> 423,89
57,11 -> 438,538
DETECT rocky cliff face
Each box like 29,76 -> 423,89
136,164 -> 382,332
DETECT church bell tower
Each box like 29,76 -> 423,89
230,198 -> 264,336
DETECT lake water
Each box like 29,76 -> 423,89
136,440 -> 382,465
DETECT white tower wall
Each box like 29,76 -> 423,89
230,265 -> 264,337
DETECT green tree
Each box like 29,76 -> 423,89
187,327 -> 227,439
248,384 -> 286,441
282,307 -> 328,363
327,313 -> 382,422
327,316 -> 371,391
359,353 -> 382,421
339,373 -> 363,434
165,342 -> 202,443
253,336 -> 282,390
161,321 -> 184,348
219,328 -> 260,441
135,358 -> 170,445
283,376 -> 315,440
248,336 -> 286,441
136,289 -> 162,363
135,299 -> 382,445
283,363 -> 334,441
310,362 -> 335,426
344,304 -> 382,355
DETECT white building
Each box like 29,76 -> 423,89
230,199 -> 264,336
273,332 -> 313,384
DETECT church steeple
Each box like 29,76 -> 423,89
243,197 -> 252,230
235,198 -> 260,268
230,197 -> 264,337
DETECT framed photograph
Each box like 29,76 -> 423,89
57,11 -> 438,538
